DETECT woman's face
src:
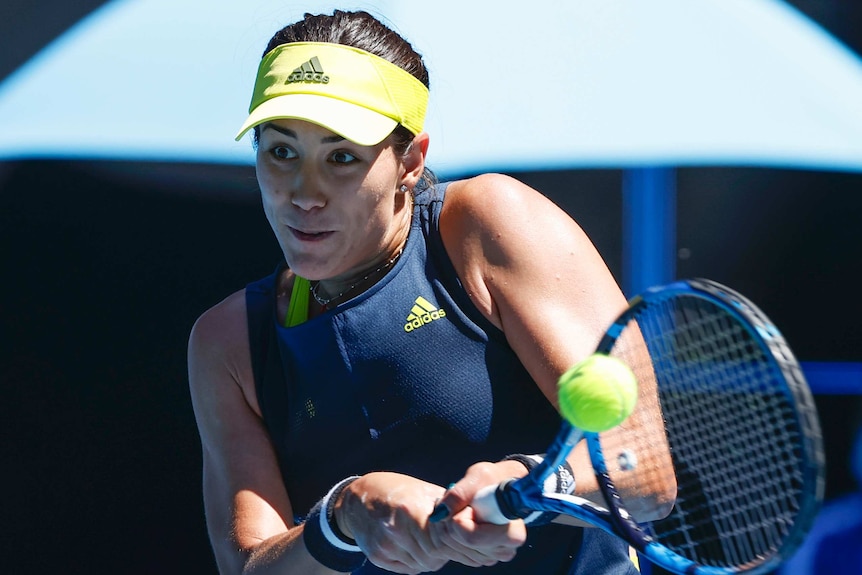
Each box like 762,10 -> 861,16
255,118 -> 410,283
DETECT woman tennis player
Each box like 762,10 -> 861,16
188,9 -> 674,574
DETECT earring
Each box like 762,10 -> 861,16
399,185 -> 409,193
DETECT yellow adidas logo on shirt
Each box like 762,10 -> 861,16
404,296 -> 446,332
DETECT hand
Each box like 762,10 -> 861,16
430,461 -> 530,565
335,471 -> 524,574
429,460 -> 530,523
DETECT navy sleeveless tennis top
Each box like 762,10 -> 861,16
245,183 -> 638,574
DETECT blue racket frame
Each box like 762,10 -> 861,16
484,279 -> 824,575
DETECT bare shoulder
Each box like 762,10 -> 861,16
188,288 -> 259,418
442,173 -> 551,223
188,289 -> 249,363
440,172 -> 597,260
441,173 -> 583,250
440,174 -> 607,325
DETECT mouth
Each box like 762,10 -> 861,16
288,226 -> 334,242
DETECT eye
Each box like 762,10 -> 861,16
330,150 -> 358,164
271,145 -> 297,160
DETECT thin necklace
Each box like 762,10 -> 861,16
310,246 -> 404,309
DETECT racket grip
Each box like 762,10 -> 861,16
471,480 -> 517,525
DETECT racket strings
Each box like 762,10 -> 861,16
629,296 -> 808,569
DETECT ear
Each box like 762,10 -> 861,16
400,132 -> 430,190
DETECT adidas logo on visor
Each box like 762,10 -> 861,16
404,296 -> 446,332
287,56 -> 329,84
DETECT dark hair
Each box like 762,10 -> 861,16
254,10 -> 436,187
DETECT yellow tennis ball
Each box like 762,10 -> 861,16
557,353 -> 638,432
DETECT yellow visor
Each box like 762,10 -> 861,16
235,42 -> 429,146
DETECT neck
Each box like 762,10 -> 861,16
311,245 -> 405,310
311,194 -> 413,310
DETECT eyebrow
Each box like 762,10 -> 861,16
261,123 -> 345,144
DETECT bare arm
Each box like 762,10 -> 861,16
437,174 -> 675,520
188,290 -> 332,575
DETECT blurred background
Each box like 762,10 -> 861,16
1,1 -> 860,573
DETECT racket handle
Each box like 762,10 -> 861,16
471,481 -> 516,525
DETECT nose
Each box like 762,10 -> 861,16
289,168 -> 327,211
291,187 -> 326,211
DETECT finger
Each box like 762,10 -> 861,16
366,539 -> 445,575
428,482 -> 462,523
429,511 -> 523,567
365,555 -> 422,575
416,508 -> 507,571
405,521 -> 453,572
427,520 -> 496,568
430,462 -> 501,522
446,511 -> 526,555
376,519 -> 451,573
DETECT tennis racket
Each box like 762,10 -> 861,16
471,278 -> 824,575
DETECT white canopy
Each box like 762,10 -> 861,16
1,0 -> 862,174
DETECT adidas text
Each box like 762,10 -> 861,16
287,56 -> 329,84
404,296 -> 446,332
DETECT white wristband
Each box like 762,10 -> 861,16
319,476 -> 362,552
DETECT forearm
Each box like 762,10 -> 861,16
240,526 -> 341,575
239,479 -> 368,575
206,483 -> 352,575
